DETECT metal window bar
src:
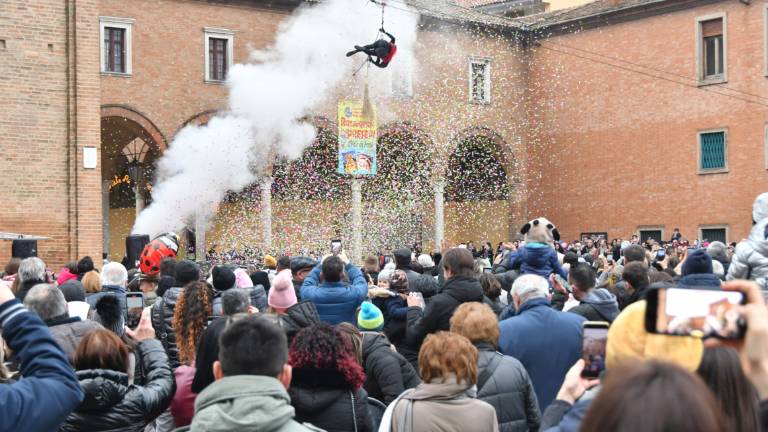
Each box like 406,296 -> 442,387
700,132 -> 725,170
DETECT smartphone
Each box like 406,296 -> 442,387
553,273 -> 573,293
331,239 -> 342,254
483,267 -> 493,274
645,287 -> 746,339
126,292 -> 145,329
581,321 -> 609,378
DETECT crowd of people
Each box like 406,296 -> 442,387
0,192 -> 767,431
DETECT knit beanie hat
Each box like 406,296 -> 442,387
59,280 -> 86,302
234,268 -> 254,288
682,249 -> 713,276
389,270 -> 409,293
607,300 -> 703,372
753,192 -> 768,223
417,254 -> 435,269
357,301 -> 384,331
212,266 -> 236,292
175,260 -> 200,285
268,269 -> 297,309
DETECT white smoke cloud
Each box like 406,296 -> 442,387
133,0 -> 420,237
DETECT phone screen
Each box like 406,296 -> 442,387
581,325 -> 608,378
483,267 -> 493,274
331,240 -> 342,254
654,288 -> 745,339
126,293 -> 144,328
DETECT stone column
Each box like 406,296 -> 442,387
261,177 -> 273,250
194,213 -> 206,263
134,184 -> 144,219
351,178 -> 363,265
102,180 -> 111,260
433,180 -> 445,251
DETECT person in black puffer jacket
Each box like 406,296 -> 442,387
289,323 -> 373,432
451,302 -> 540,432
277,300 -> 321,343
404,248 -> 484,367
151,260 -> 199,370
60,316 -> 175,432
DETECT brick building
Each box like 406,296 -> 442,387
1,0 -> 766,266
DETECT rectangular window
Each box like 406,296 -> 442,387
204,28 -> 234,83
469,58 -> 491,104
699,130 -> 727,172
638,229 -> 663,244
99,17 -> 133,75
700,227 -> 727,244
697,14 -> 726,84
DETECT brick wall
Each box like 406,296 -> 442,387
527,1 -> 768,243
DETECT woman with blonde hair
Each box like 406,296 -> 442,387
381,331 -> 498,432
451,302 -> 540,432
82,271 -> 102,295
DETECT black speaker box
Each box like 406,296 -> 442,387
12,239 -> 37,259
125,234 -> 150,269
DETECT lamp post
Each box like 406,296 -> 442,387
122,138 -> 149,218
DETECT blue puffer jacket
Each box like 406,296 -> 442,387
510,243 -> 567,280
0,300 -> 84,432
300,263 -> 368,325
498,297 -> 584,411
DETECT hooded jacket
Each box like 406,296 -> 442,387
475,343 -> 540,432
47,315 -> 103,364
211,285 -> 268,316
289,384 -> 372,432
405,276 -> 484,349
498,297 -> 585,410
510,244 -> 567,280
361,332 -> 420,404
60,339 -> 175,432
278,300 -> 322,343
727,219 -> 768,289
300,263 -> 368,325
188,375 -> 321,432
387,377 -> 499,432
151,286 -> 183,369
567,288 -> 619,323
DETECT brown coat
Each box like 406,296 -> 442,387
48,317 -> 103,364
390,378 -> 499,432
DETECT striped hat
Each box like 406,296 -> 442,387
357,301 -> 384,331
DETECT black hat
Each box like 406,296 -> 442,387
59,280 -> 86,302
175,260 -> 201,285
393,248 -> 412,268
249,270 -> 271,291
290,256 -> 317,274
212,266 -> 236,292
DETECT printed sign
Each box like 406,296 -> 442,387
337,100 -> 377,176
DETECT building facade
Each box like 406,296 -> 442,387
1,0 -> 766,266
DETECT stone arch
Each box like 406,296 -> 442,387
446,127 -> 511,202
178,109 -> 219,133
101,105 -> 167,151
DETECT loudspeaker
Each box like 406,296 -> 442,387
12,239 -> 37,259
125,234 -> 150,269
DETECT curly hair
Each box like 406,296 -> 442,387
289,323 -> 365,390
173,281 -> 212,365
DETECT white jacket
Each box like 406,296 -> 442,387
727,219 -> 768,289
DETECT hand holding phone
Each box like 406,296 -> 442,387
581,321 -> 609,378
407,292 -> 425,309
556,359 -> 600,404
126,292 -> 145,329
646,287 -> 746,339
331,239 -> 342,256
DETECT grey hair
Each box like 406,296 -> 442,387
18,257 -> 46,283
24,283 -> 67,321
101,262 -> 128,287
221,289 -> 250,316
511,274 -> 549,304
707,241 -> 728,261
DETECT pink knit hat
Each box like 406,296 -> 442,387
233,268 -> 253,288
268,269 -> 296,309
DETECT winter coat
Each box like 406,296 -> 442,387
386,377 -> 499,432
290,385 -> 372,432
301,263 -> 368,325
15,277 -> 45,302
498,297 -> 585,410
293,279 -> 303,301
151,286 -> 183,369
677,273 -> 722,289
383,296 -> 408,348
540,388 -> 598,432
400,267 -> 438,298
727,219 -> 768,289
405,276 -> 484,348
484,296 -> 505,316
60,339 -> 175,432
47,316 -> 103,364
510,243 -> 568,280
171,365 -> 197,428
566,288 -> 619,323
86,285 -> 128,318
0,301 -> 83,432
361,332 -> 420,404
211,285 -> 268,316
277,300 -> 321,343
475,343 -> 540,432
188,375 -> 322,432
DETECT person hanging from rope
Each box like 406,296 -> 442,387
346,28 -> 397,68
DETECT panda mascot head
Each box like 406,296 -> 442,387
520,217 -> 560,244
